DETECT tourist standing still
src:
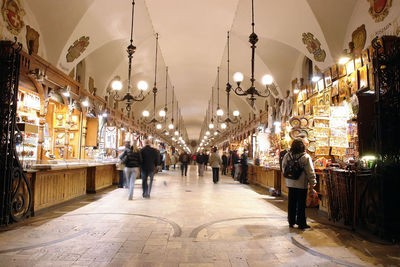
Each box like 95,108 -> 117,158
209,147 -> 222,184
282,139 -> 316,229
240,149 -> 249,184
140,139 -> 160,198
179,151 -> 189,176
119,144 -> 142,200
221,152 -> 228,175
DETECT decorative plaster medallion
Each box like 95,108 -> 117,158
302,32 -> 326,62
1,0 -> 25,35
26,25 -> 39,54
352,24 -> 366,55
66,36 -> 89,63
367,0 -> 392,22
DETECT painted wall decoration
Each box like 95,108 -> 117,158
66,36 -> 90,63
352,24 -> 366,55
25,25 -> 39,55
302,32 -> 326,62
1,0 -> 25,35
367,0 -> 392,22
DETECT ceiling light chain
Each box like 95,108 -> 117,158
232,0 -> 273,108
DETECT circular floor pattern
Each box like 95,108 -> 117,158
0,212 -> 182,254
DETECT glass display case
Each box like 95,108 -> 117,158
16,123 -> 39,166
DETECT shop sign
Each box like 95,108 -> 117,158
302,32 -> 326,62
2,0 -> 25,35
367,0 -> 392,23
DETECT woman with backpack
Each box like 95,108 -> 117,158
120,144 -> 143,200
282,139 -> 316,229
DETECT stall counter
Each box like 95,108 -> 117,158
248,164 -> 281,191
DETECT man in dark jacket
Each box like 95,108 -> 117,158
196,151 -> 206,176
240,149 -> 249,184
179,151 -> 189,176
232,150 -> 240,180
140,139 -> 160,198
221,152 -> 228,175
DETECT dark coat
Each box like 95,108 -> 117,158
196,153 -> 207,164
232,153 -> 239,164
240,153 -> 248,166
179,152 -> 190,163
120,149 -> 142,168
222,154 -> 228,165
140,145 -> 160,172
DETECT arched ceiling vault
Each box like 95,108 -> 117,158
23,0 -> 371,141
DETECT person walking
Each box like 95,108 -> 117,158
171,152 -> 177,170
117,141 -> 131,188
209,147 -> 222,183
119,144 -> 142,200
196,150 -> 206,176
282,139 -> 317,229
239,149 -> 249,184
140,139 -> 160,198
179,151 -> 189,176
221,152 -> 228,175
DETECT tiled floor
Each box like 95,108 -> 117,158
0,165 -> 399,266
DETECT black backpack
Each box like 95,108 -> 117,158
284,152 -> 305,180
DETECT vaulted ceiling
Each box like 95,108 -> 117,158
21,0 -> 396,141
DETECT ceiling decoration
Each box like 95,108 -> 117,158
352,24 -> 366,54
1,0 -> 25,35
66,36 -> 90,63
367,0 -> 392,22
302,32 -> 326,62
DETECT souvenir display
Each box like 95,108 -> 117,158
305,100 -> 311,115
289,117 -> 301,128
347,72 -> 358,95
355,57 -> 362,69
300,117 -> 309,128
70,115 -> 80,130
315,147 -> 330,156
338,77 -> 347,98
310,96 -> 317,114
54,113 -> 66,128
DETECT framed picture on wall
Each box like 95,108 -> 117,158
355,57 -> 362,70
331,64 -> 339,80
318,79 -> 325,92
339,64 -> 347,77
305,99 -> 311,115
358,65 -> 369,90
298,102 -> 304,116
346,60 -> 355,74
368,62 -> 375,91
310,96 -> 317,114
361,49 -> 370,65
331,80 -> 339,96
338,77 -> 347,98
348,71 -> 358,95
324,68 -> 332,86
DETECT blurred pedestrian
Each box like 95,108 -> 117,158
140,139 -> 160,198
209,147 -> 222,183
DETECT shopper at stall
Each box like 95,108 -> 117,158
282,139 -> 316,229
196,150 -> 206,176
165,152 -> 171,170
221,152 -> 228,175
232,150 -> 240,180
120,144 -> 142,200
209,147 -> 222,183
140,139 -> 160,198
204,151 -> 210,171
240,149 -> 249,184
171,151 -> 177,170
179,151 -> 189,176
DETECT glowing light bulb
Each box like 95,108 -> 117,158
262,75 -> 273,85
233,110 -> 239,117
111,80 -> 123,91
174,131 -> 179,136
312,76 -> 321,82
156,123 -> 162,129
142,110 -> 150,117
221,123 -> 227,129
159,110 -> 166,117
206,131 -> 210,136
168,123 -> 174,129
137,81 -> 148,91
233,72 -> 244,83
216,109 -> 224,116
209,123 -> 214,129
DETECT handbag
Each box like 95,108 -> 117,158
306,188 -> 320,208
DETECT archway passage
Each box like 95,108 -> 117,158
0,166 -> 398,266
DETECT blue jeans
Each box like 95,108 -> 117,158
141,169 -> 154,197
124,167 -> 139,200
